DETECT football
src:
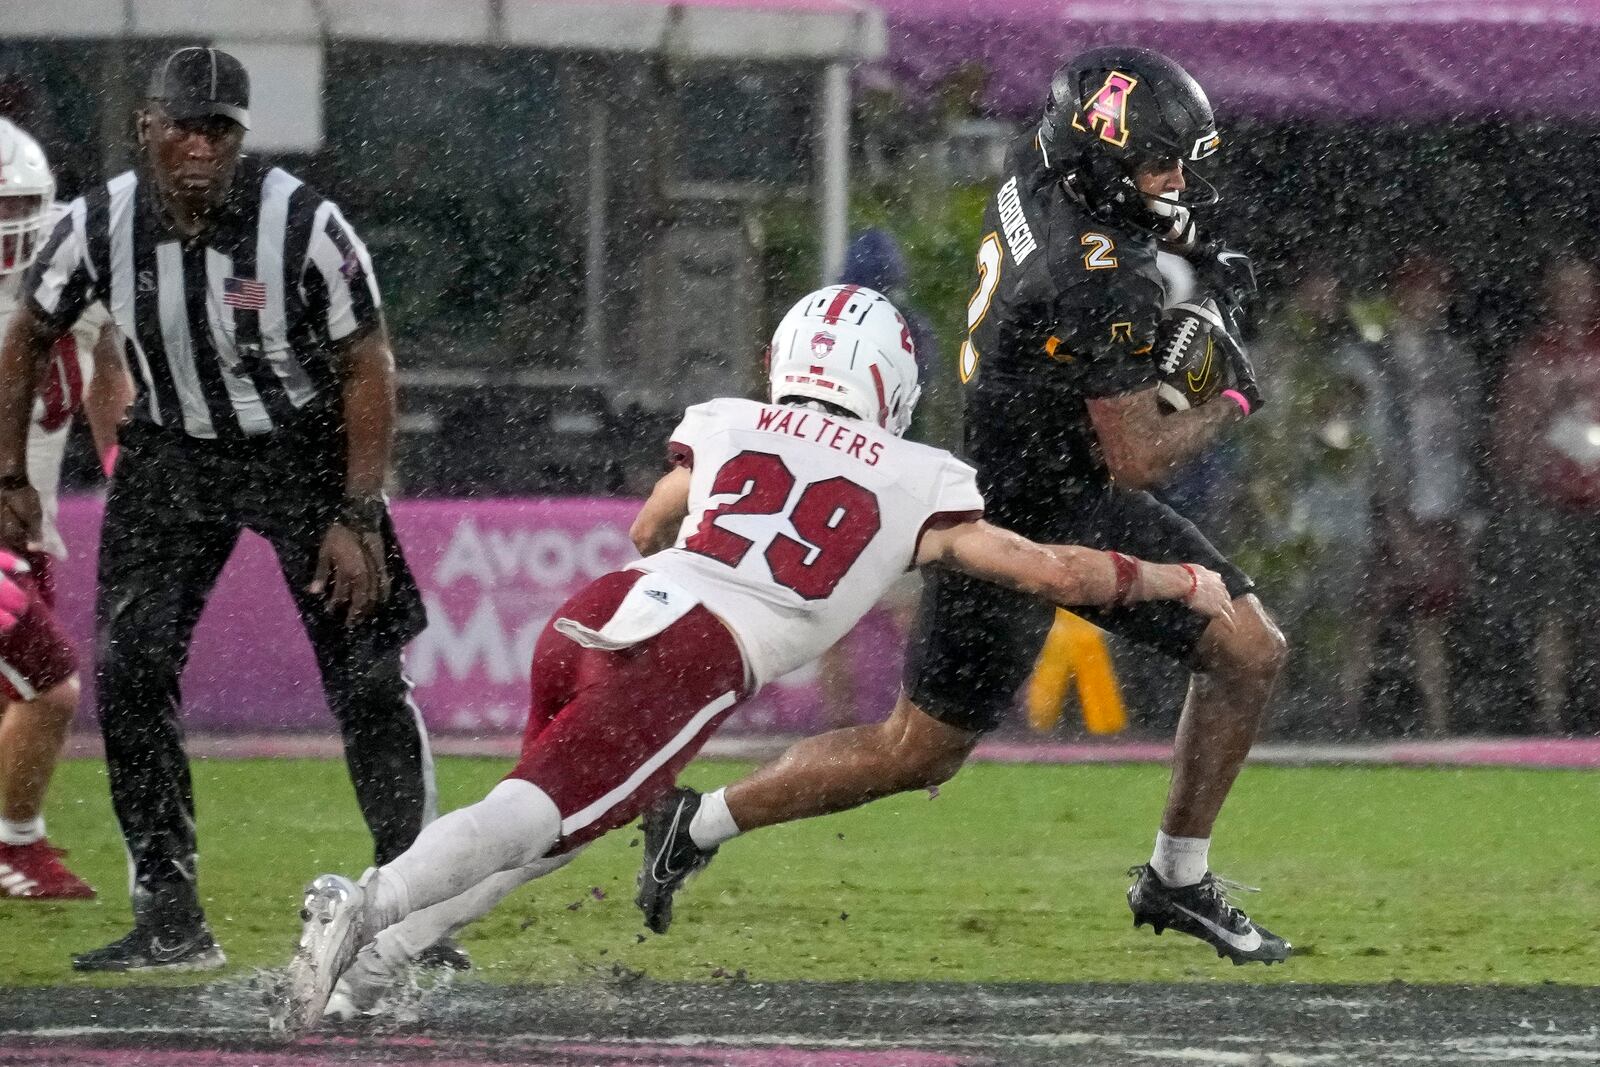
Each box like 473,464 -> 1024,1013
1154,299 -> 1228,412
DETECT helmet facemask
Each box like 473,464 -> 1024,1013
0,119 -> 56,277
0,190 -> 51,275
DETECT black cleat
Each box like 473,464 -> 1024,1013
72,922 -> 226,973
636,787 -> 718,934
1127,863 -> 1290,965
415,936 -> 471,972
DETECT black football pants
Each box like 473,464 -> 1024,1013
96,423 -> 432,928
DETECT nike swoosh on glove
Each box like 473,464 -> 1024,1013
1191,243 -> 1258,323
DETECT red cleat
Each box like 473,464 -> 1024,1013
0,840 -> 96,899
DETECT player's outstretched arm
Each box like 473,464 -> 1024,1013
920,518 -> 1235,626
629,465 -> 692,557
1088,384 -> 1242,490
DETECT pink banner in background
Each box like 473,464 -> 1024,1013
54,496 -> 905,737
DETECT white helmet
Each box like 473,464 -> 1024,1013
0,119 -> 55,277
767,285 -> 922,437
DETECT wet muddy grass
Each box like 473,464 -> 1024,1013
4,979 -> 1599,1065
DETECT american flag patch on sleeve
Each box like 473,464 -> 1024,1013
222,276 -> 267,310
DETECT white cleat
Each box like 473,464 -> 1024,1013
273,872 -> 372,1036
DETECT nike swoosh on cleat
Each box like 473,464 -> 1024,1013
650,799 -> 690,881
1170,903 -> 1263,954
147,936 -> 198,961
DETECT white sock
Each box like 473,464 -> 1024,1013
0,816 -> 44,846
344,846 -> 587,1012
378,847 -> 584,966
1150,831 -> 1210,888
688,788 -> 741,850
365,779 -> 561,933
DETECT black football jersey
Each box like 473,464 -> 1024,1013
959,135 -> 1167,530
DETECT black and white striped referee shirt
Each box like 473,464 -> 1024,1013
22,156 -> 381,440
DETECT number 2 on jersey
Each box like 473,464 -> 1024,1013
959,233 -> 1002,384
684,450 -> 882,599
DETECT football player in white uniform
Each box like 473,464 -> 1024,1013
0,118 -> 130,899
274,285 -> 1234,1032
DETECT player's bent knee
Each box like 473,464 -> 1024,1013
877,698 -> 978,791
907,745 -> 969,790
1198,598 -> 1288,680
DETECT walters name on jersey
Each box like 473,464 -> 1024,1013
0,202 -> 105,558
635,397 -> 983,688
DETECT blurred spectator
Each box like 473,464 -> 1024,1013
1486,256 -> 1600,734
838,228 -> 937,372
1348,253 -> 1478,736
837,227 -> 942,442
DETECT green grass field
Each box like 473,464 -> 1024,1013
6,756 -> 1599,987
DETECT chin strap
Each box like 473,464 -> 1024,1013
1153,201 -> 1196,252
1066,162 -> 1199,245
1053,145 -> 1225,259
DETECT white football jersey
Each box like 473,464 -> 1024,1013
1,202 -> 107,558
635,397 -> 984,688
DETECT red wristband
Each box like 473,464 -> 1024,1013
1108,551 -> 1139,607
1221,389 -> 1251,417
1180,563 -> 1198,602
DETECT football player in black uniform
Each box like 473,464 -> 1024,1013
636,47 -> 1289,964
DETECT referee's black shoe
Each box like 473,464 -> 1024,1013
72,921 -> 226,972
636,787 -> 718,935
1127,864 -> 1290,965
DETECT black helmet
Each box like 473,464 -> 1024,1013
1038,47 -> 1221,240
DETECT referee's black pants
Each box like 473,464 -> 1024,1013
96,422 -> 433,929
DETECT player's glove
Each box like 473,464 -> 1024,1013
1210,313 -> 1264,417
1189,242 -> 1258,323
0,550 -> 31,631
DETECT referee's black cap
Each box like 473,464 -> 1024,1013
147,47 -> 250,130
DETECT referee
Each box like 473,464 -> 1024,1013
0,47 -> 440,971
